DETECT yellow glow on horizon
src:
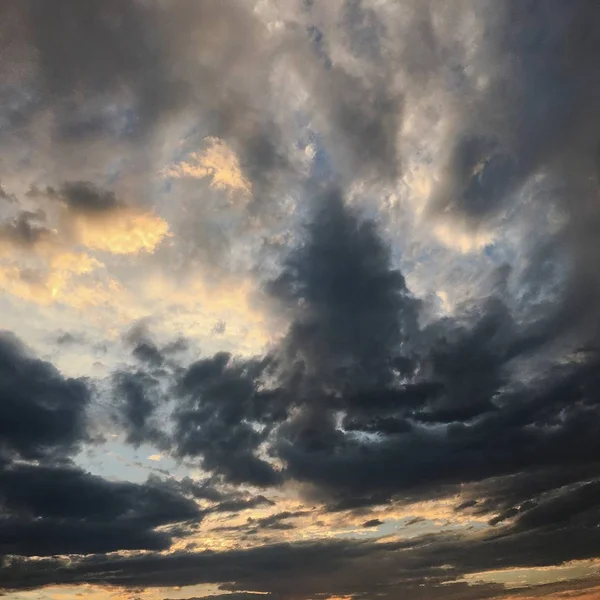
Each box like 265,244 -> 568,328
459,559 -> 600,590
10,582 -> 224,600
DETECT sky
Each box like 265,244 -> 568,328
1,1 -> 600,599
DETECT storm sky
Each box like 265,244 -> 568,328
1,2 -> 600,599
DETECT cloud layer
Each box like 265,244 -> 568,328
1,2 -> 600,600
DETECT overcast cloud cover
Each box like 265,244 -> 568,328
1,1 -> 600,599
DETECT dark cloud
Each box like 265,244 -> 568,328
112,369 -> 166,448
173,476 -> 231,504
249,511 -> 306,530
268,189 -> 418,391
52,181 -> 121,215
0,331 -> 205,559
212,511 -> 305,536
489,479 -> 600,532
0,463 -> 202,556
7,527 -> 599,599
112,325 -> 194,447
255,191 -> 600,510
166,476 -> 275,513
124,321 -> 189,370
132,342 -> 165,368
212,495 -> 275,515
0,538 -> 426,593
96,183 -> 600,600
275,347 -> 600,506
362,519 -> 383,528
173,352 -> 284,487
0,331 -> 89,460
112,186 -> 600,519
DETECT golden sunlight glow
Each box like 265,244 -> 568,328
501,586 -> 600,600
0,263 -> 48,305
10,582 -> 225,600
164,137 -> 252,198
72,209 -> 170,254
0,252 -> 124,310
459,559 -> 600,590
433,220 -> 495,254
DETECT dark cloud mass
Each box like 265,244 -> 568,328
0,332 -> 89,460
0,333 -> 203,558
52,181 -> 121,215
0,464 -> 201,556
2,1 -> 600,599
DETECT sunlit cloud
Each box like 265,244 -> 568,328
141,273 -> 278,355
164,137 -> 252,198
71,208 -> 170,255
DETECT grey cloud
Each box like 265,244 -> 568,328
166,475 -> 275,513
425,0 -> 600,345
362,518 -> 383,528
212,496 -> 276,515
0,210 -> 51,250
112,369 -> 166,449
250,510 -> 307,530
427,1 -> 600,220
51,181 -> 121,216
55,331 -> 87,346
